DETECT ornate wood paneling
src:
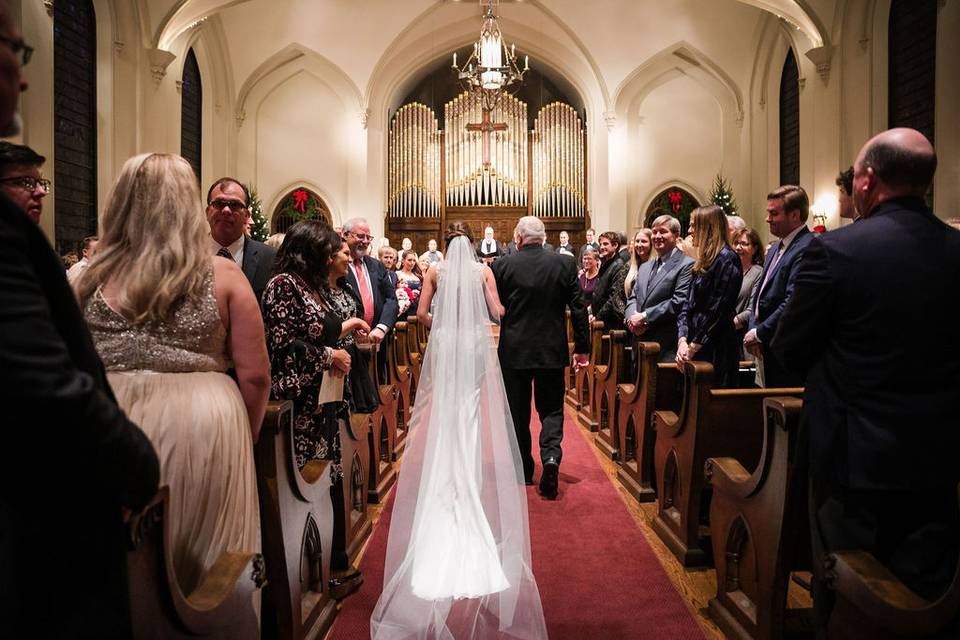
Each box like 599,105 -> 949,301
53,0 -> 98,255
181,49 -> 203,181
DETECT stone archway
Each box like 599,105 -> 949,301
271,187 -> 332,233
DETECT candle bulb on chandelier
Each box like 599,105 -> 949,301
453,52 -> 457,67
524,55 -> 529,71
511,43 -> 515,59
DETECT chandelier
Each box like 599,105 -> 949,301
451,0 -> 529,112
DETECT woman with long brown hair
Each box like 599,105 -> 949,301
396,248 -> 423,317
675,204 -> 743,387
78,153 -> 269,595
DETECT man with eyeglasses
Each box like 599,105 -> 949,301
0,141 -> 49,224
0,3 -> 160,636
342,217 -> 398,348
206,177 -> 276,302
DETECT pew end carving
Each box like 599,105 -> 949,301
825,486 -> 960,639
706,396 -> 814,639
364,344 -> 398,504
255,401 -> 338,640
576,321 -> 606,431
651,361 -> 803,566
594,329 -> 628,461
388,325 -> 413,458
127,486 -> 264,639
616,342 -> 683,503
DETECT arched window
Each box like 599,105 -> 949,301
181,49 -> 203,181
271,188 -> 332,233
53,0 -> 97,256
779,49 -> 800,187
888,0 -> 937,144
644,187 -> 700,234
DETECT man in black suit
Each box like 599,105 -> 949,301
743,185 -> 814,387
476,225 -> 503,261
342,217 -> 399,345
0,5 -> 160,633
590,231 -> 626,328
206,177 -> 276,302
378,245 -> 400,289
773,128 -> 960,635
493,216 -> 590,498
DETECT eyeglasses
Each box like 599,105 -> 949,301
347,231 -> 373,242
0,36 -> 33,66
209,198 -> 247,211
0,175 -> 50,192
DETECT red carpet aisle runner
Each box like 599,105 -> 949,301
331,406 -> 705,639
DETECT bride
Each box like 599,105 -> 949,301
370,222 -> 548,639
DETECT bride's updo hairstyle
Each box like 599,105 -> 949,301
445,220 -> 473,248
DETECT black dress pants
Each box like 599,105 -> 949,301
501,367 -> 565,481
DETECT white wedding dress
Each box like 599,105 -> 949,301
370,236 -> 548,639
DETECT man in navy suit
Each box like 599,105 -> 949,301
206,177 -> 276,302
774,128 -> 960,635
743,185 -> 814,387
342,217 -> 399,345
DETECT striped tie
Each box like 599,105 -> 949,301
217,247 -> 233,261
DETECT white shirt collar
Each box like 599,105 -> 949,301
210,234 -> 245,263
779,225 -> 807,252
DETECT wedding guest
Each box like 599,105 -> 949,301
66,235 -> 98,285
401,237 -> 413,251
0,141 -> 48,224
418,255 -> 432,275
1,11 -> 159,631
420,238 -> 443,265
676,205 -> 743,387
262,220 -> 368,599
78,153 -> 269,595
61,251 -> 79,269
625,215 -> 694,362
378,245 -> 399,288
578,246 -> 600,311
556,230 -> 576,258
396,248 -> 423,318
732,228 -> 765,357
726,215 -> 746,239
590,231 -> 626,326
837,166 -> 858,222
598,229 -> 652,331
578,228 -> 599,266
206,177 -> 276,302
265,232 -> 285,250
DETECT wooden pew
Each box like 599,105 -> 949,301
651,362 -> 803,566
256,401 -> 338,640
824,489 -> 960,640
365,344 -> 398,504
404,315 -> 424,405
616,343 -> 683,503
127,486 -> 264,639
594,329 -> 628,460
564,310 -> 578,404
340,411 -> 372,563
576,321 -> 606,431
388,324 -> 413,458
705,397 -> 813,639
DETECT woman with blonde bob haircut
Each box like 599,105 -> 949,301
675,204 -> 743,387
78,153 -> 270,597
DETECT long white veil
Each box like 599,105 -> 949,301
371,236 -> 547,639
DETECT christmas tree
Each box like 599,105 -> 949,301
708,173 -> 739,217
247,187 -> 269,242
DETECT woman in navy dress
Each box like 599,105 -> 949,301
676,205 -> 743,388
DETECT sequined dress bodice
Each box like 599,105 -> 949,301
85,268 -> 228,373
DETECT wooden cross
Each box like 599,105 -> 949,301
466,107 -> 508,168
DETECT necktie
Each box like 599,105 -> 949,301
755,243 -> 783,323
354,261 -> 376,327
217,247 -> 233,261
647,258 -> 662,295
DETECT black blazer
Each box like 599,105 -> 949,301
344,255 -> 399,333
625,248 -> 695,362
0,196 -> 159,635
241,236 -> 277,302
773,197 -> 960,491
749,226 -> 814,386
493,244 -> 589,370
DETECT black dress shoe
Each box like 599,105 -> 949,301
539,459 -> 559,498
329,570 -> 363,600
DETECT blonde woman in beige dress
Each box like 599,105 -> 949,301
76,153 -> 270,595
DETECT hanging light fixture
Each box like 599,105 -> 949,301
452,0 -> 529,111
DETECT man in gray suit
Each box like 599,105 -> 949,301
206,177 -> 276,302
624,214 -> 694,362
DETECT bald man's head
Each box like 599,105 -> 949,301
853,128 -> 936,217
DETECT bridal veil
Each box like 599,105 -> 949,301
370,236 -> 547,639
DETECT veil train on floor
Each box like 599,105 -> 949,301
370,236 -> 547,639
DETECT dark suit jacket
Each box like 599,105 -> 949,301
625,248 -> 695,361
0,196 -> 160,636
774,198 -> 960,491
592,253 -> 627,328
749,226 -> 813,386
385,268 -> 399,290
476,238 -> 503,258
344,255 -> 399,333
241,236 -> 277,302
493,244 -> 589,370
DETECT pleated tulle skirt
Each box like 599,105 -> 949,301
108,370 -> 261,595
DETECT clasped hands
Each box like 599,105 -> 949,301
675,337 -> 701,366
742,328 -> 762,358
571,353 -> 590,371
625,312 -> 647,336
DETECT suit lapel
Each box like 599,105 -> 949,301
636,261 -> 653,305
241,237 -> 257,282
645,250 -> 681,302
